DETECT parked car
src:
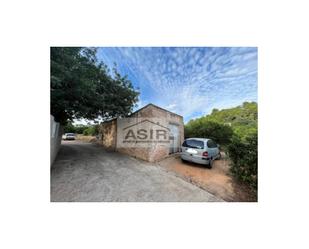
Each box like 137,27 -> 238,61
62,133 -> 76,140
181,138 -> 221,168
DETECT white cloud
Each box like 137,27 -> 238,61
99,47 -> 257,122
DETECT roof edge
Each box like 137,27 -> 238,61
101,103 -> 183,124
128,103 -> 183,118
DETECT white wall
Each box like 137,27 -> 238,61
50,115 -> 63,166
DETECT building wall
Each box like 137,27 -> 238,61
147,144 -> 169,162
50,115 -> 63,166
140,104 -> 184,153
118,104 -> 184,162
100,119 -> 117,151
100,104 -> 184,162
117,147 -> 151,161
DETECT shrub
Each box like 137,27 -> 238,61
83,127 -> 93,136
74,125 -> 89,134
227,131 -> 258,191
63,122 -> 76,133
63,123 -> 91,134
82,125 -> 99,136
185,121 -> 234,146
185,102 -> 258,192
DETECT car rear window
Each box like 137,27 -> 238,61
182,139 -> 204,149
67,133 -> 75,136
207,140 -> 217,148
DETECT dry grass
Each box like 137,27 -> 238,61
76,134 -> 98,143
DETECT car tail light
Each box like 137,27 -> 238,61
202,151 -> 208,157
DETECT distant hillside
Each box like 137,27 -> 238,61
186,102 -> 258,140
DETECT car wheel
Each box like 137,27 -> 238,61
181,158 -> 186,163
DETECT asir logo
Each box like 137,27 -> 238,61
117,118 -> 170,146
125,128 -> 168,140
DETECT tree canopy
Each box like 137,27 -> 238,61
185,102 -> 258,142
51,47 -> 139,124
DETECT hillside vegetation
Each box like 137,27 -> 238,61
185,102 -> 257,142
185,102 -> 258,192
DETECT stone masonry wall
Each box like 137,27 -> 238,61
100,119 -> 117,151
117,104 -> 184,162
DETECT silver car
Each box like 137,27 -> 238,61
181,138 -> 221,168
62,133 -> 76,140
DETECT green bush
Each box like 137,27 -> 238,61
227,132 -> 258,191
63,122 -> 76,133
82,125 -> 99,136
185,102 -> 258,192
63,123 -> 90,134
185,121 -> 233,146
63,123 -> 99,135
74,125 -> 89,134
83,127 -> 93,136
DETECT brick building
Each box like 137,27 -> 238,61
99,104 -> 184,162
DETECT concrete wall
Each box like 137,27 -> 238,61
50,115 -> 63,166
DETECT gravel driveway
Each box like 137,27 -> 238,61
51,141 -> 222,202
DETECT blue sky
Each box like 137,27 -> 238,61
97,47 -> 257,123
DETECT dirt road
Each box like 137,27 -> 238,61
158,154 -> 256,202
51,141 -> 222,202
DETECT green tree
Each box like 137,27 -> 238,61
51,47 -> 139,125
63,122 -> 76,133
185,102 -> 257,141
83,125 -> 99,136
74,124 -> 89,134
185,120 -> 233,145
227,131 -> 258,191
